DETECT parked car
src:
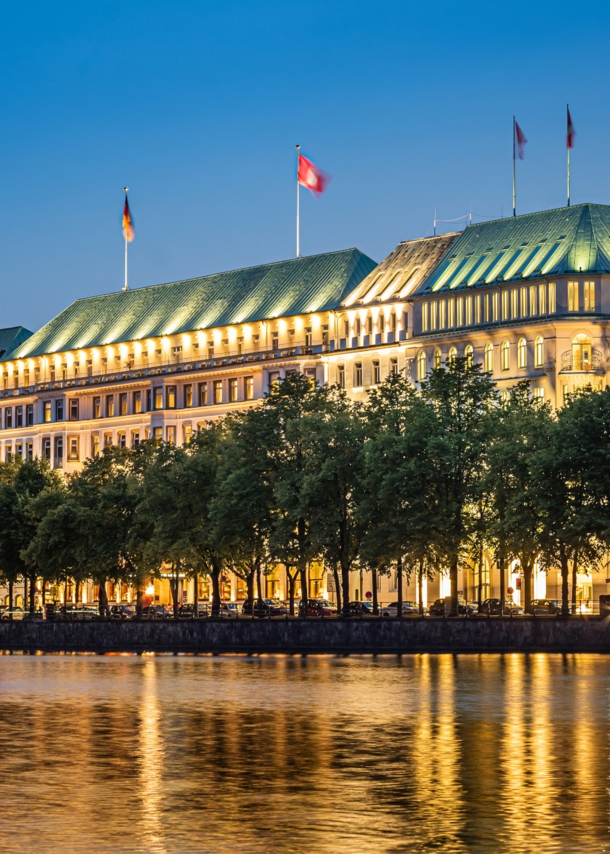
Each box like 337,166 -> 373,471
22,609 -> 44,620
242,599 -> 288,617
141,605 -> 170,619
478,598 -> 524,616
1,607 -> 24,621
298,599 -> 337,617
526,599 -> 560,616
467,601 -> 480,614
109,605 -> 136,620
217,602 -> 239,618
348,601 -> 375,616
178,603 -> 210,619
428,597 -> 475,616
381,601 -> 422,617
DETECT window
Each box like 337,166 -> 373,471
417,351 -> 427,382
390,358 -> 398,375
493,292 -> 500,322
457,297 -> 464,327
448,346 -> 457,363
131,432 -> 140,448
390,313 -> 397,332
354,362 -> 363,387
68,437 -> 79,461
373,360 -> 381,384
501,340 -> 510,371
271,331 -> 279,350
5,444 -> 11,462
448,298 -> 455,328
184,385 -> 193,407
16,406 -> 22,428
511,289 -> 519,319
42,437 -> 51,461
502,290 -> 509,320
167,386 -> 176,409
484,342 -> 493,373
207,343 -> 214,359
118,433 -> 126,449
183,423 -> 192,444
464,344 -> 474,366
517,337 -> 527,369
430,301 -> 438,331
343,319 -> 349,338
475,294 -> 482,325
245,376 -> 254,400
69,399 -> 79,420
568,281 -> 579,312
422,302 -> 429,332
119,393 -> 128,416
166,426 -> 176,444
338,365 -> 345,389
133,391 -> 142,414
439,300 -> 447,329
25,404 -> 33,427
434,349 -> 442,370
91,434 -> 100,457
533,387 -> 545,402
197,383 -> 207,405
56,399 -> 64,421
534,335 -> 544,368
5,408 -> 13,429
15,443 -> 22,460
530,285 -> 537,316
571,334 -> 592,371
106,395 -> 115,417
465,296 -> 473,326
548,282 -> 556,313
584,281 -> 595,311
103,432 -> 112,448
322,327 -> 329,348
93,397 -> 101,419
214,380 -> 223,403
485,293 -> 491,322
54,437 -> 64,469
154,387 -> 163,410
378,314 -> 385,334
562,384 -> 569,405
229,378 -> 239,402
539,283 -> 546,315
305,327 -> 313,347
26,442 -> 33,461
520,288 -> 527,318
153,427 -> 163,442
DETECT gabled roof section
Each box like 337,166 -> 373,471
9,249 -> 377,359
415,204 -> 610,296
342,233 -> 459,307
0,326 -> 33,359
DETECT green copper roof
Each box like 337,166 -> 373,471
9,249 -> 377,359
416,204 -> 610,296
0,327 -> 33,358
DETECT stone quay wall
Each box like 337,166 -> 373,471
1,616 -> 610,654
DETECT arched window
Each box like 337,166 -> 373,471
517,337 -> 527,369
572,333 -> 592,371
534,335 -> 544,368
417,350 -> 427,381
434,349 -> 442,370
484,342 -> 494,373
501,340 -> 510,371
464,344 -> 474,366
448,346 -> 457,363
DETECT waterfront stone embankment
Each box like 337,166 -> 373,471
1,616 -> 610,654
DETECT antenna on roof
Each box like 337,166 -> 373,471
433,209 -> 437,236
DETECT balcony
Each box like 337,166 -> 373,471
560,348 -> 604,373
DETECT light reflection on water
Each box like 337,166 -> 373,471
0,653 -> 608,853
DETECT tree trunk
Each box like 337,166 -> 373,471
23,575 -> 28,613
192,571 -> 198,619
341,559 -> 350,618
287,568 -> 297,616
499,554 -> 505,615
136,575 -> 144,618
299,560 -> 308,619
418,560 -> 424,616
171,567 -> 179,619
372,568 -> 378,616
98,581 -> 109,617
396,557 -> 403,620
30,572 -> 37,614
246,569 -> 255,613
332,565 -> 342,614
559,544 -> 570,617
571,551 -> 578,615
478,544 -> 483,607
256,561 -> 264,604
448,557 -> 459,617
211,562 -> 222,617
523,558 -> 533,614
8,580 -> 13,619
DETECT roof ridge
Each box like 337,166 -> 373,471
463,202 -> 610,230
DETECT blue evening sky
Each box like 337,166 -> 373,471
2,0 -> 609,332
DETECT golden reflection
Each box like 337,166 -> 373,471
137,659 -> 166,853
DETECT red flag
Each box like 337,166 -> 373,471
515,121 -> 528,160
297,153 -> 330,196
567,107 -> 576,149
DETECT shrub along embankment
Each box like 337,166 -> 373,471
0,616 -> 610,654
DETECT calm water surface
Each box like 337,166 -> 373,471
0,653 -> 608,853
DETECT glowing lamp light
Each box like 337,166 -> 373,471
145,584 -> 155,595
311,314 -> 321,330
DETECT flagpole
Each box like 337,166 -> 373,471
512,116 -> 516,217
296,144 -> 301,258
567,104 -> 571,207
123,186 -> 129,291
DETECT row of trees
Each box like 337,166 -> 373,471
0,359 -> 609,618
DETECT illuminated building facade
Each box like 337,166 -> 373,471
1,203 -> 609,610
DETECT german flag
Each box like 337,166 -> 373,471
122,190 -> 135,242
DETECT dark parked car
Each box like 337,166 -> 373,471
526,599 -> 560,616
428,597 -> 475,617
109,605 -> 136,620
178,603 -> 210,618
141,605 -> 170,619
478,598 -> 524,616
348,601 -> 375,616
298,599 -> 337,617
242,599 -> 288,617
381,601 -> 421,618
